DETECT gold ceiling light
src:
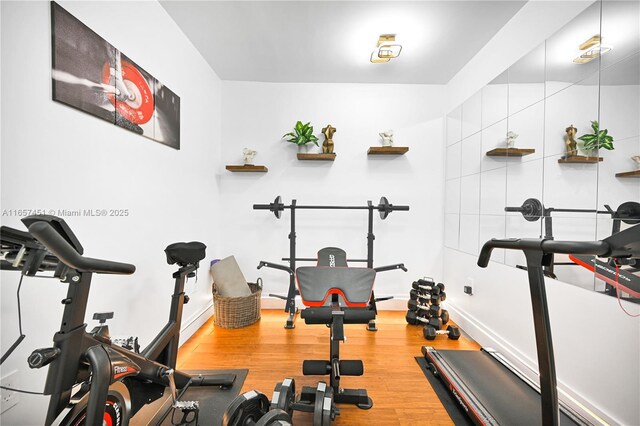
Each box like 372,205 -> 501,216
370,34 -> 402,63
574,34 -> 612,64
579,35 -> 601,50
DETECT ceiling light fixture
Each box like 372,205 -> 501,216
573,35 -> 612,64
370,34 -> 402,63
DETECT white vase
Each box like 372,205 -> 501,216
297,144 -> 309,153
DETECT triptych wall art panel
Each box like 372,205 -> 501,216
51,2 -> 180,149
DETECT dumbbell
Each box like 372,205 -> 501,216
222,390 -> 293,425
407,299 -> 441,317
423,325 -> 461,341
406,310 -> 442,329
412,280 -> 440,295
408,300 -> 449,324
410,289 -> 441,305
418,279 -> 446,293
440,309 -> 449,325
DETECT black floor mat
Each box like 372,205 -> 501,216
146,369 -> 248,425
414,357 -> 473,426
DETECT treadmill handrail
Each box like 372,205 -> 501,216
478,238 -> 610,267
28,222 -> 135,275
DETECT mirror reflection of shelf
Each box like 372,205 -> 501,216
486,148 -> 535,157
615,170 -> 640,178
367,146 -> 409,155
226,165 -> 268,172
297,153 -> 336,161
557,156 -> 603,164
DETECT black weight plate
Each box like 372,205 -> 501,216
616,201 -> 640,224
270,382 -> 283,411
379,196 -> 389,220
222,390 -> 270,426
313,382 -> 328,426
522,198 -> 543,222
255,409 -> 292,426
275,378 -> 295,416
322,386 -> 334,425
274,196 -> 282,219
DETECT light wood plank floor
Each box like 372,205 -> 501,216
177,310 -> 480,425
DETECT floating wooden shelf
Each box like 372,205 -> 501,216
225,165 -> 268,172
615,170 -> 640,178
557,156 -> 603,164
297,153 -> 336,161
486,148 -> 535,157
367,146 -> 409,155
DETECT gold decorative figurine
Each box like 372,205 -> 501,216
565,125 -> 578,157
322,124 -> 336,154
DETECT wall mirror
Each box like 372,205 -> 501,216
445,0 -> 639,302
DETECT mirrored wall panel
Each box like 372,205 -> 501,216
444,0 -> 639,302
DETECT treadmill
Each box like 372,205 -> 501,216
423,224 -> 640,426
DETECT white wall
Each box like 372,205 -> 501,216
219,81 -> 446,304
0,1 -> 222,424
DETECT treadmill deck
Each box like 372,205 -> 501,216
425,349 -> 579,425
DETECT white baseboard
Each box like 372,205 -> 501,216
445,301 -> 617,426
179,303 -> 214,346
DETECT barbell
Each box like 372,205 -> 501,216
253,196 -> 410,220
505,198 -> 640,224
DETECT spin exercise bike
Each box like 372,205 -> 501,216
0,215 -> 235,425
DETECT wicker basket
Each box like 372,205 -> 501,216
212,278 -> 262,328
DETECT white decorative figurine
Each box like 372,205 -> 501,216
379,130 -> 394,147
506,131 -> 518,148
243,148 -> 257,165
632,155 -> 640,170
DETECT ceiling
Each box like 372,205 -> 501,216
160,1 -> 527,84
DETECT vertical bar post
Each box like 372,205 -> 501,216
524,249 -> 559,426
285,200 -> 298,328
366,201 -> 378,331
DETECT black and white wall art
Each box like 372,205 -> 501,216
51,1 -> 180,149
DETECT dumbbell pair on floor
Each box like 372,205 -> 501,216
405,310 -> 460,340
223,378 -> 335,426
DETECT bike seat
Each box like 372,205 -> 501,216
165,242 -> 206,266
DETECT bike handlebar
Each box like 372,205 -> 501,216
478,238 -> 611,268
28,222 -> 136,275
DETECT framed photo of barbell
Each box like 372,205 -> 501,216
50,1 -> 180,149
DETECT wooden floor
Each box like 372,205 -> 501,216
177,310 -> 480,425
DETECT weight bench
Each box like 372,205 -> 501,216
296,247 -> 375,410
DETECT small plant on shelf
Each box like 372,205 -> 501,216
283,121 -> 319,151
578,120 -> 614,153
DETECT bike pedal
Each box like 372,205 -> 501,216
174,400 -> 199,411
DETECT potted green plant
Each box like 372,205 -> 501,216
578,120 -> 614,155
283,121 -> 319,153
